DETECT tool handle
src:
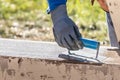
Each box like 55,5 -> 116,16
80,38 -> 100,50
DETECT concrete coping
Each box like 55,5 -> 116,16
0,38 -> 120,65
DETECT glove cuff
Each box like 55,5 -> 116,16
51,5 -> 68,24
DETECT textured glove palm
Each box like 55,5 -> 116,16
51,5 -> 83,50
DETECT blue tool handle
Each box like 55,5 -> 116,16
80,38 -> 100,50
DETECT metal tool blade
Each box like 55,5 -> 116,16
58,38 -> 103,63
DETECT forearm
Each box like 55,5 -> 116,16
47,0 -> 67,13
91,0 -> 109,12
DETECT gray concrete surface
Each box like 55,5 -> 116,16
0,38 -> 66,59
0,38 -> 108,62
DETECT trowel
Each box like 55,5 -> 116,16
59,38 -> 106,64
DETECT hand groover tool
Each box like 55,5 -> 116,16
58,38 -> 105,63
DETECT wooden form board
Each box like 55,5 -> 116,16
0,38 -> 120,80
106,0 -> 120,45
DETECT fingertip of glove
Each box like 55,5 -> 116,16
76,40 -> 84,49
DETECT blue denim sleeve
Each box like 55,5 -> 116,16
47,0 -> 67,13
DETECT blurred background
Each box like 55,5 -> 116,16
0,0 -> 109,45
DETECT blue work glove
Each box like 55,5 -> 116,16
51,5 -> 83,50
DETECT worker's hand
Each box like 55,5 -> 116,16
91,0 -> 109,12
51,5 -> 83,50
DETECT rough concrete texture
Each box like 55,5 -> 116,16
0,56 -> 120,80
0,38 -> 120,80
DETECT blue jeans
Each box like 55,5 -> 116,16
106,12 -> 119,47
